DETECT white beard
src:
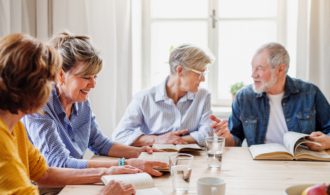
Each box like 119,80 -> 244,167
253,72 -> 278,94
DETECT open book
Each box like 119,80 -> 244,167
138,152 -> 175,172
152,143 -> 202,152
249,131 -> 330,161
101,173 -> 163,195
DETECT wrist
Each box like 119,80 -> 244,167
118,157 -> 126,166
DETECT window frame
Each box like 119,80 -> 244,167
138,0 -> 288,106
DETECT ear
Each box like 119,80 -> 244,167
278,64 -> 287,74
176,65 -> 184,76
57,69 -> 65,85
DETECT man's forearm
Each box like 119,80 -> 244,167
132,135 -> 156,147
36,167 -> 107,187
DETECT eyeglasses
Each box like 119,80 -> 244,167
183,66 -> 207,79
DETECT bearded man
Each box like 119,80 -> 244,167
210,42 -> 330,151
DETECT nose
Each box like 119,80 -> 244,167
89,77 -> 96,88
201,75 -> 205,82
251,68 -> 257,79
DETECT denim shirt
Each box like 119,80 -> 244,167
229,76 -> 330,146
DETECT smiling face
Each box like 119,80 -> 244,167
251,50 -> 279,94
58,61 -> 97,104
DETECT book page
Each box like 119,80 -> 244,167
176,144 -> 202,152
137,187 -> 163,195
283,131 -> 307,155
294,146 -> 330,161
58,185 -> 103,195
101,173 -> 154,189
152,144 -> 177,151
59,185 -> 163,195
249,143 -> 293,160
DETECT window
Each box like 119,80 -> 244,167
132,0 -> 297,106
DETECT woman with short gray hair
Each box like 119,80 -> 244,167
113,44 -> 215,146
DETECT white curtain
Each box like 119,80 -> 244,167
297,0 -> 330,99
0,0 -> 36,36
0,0 -> 132,137
52,0 -> 132,137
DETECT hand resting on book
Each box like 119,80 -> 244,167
306,131 -> 330,151
100,180 -> 136,195
126,159 -> 169,177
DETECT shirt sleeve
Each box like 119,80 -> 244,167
228,94 -> 245,146
314,86 -> 330,135
23,115 -> 89,169
112,97 -> 145,145
88,113 -> 113,156
0,128 -> 40,195
189,92 -> 213,146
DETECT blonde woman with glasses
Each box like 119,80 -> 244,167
112,44 -> 215,146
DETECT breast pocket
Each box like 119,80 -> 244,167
241,117 -> 258,144
296,110 -> 316,134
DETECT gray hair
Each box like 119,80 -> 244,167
255,42 -> 290,73
49,31 -> 102,76
169,44 -> 214,74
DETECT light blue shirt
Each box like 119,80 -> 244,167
112,78 -> 213,145
22,87 -> 113,168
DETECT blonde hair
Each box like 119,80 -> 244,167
169,44 -> 214,74
49,31 -> 102,76
0,33 -> 61,114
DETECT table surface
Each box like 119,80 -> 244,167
59,147 -> 330,195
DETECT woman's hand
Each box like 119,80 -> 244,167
104,165 -> 142,175
99,180 -> 135,195
126,159 -> 168,177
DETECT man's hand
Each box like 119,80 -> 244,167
99,180 -> 135,195
209,115 -> 235,146
306,131 -> 330,151
155,129 -> 189,144
104,165 -> 142,175
126,159 -> 168,177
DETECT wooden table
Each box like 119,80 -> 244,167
59,147 -> 330,195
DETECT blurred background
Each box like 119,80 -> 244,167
0,0 -> 329,136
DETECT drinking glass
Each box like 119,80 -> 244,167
170,153 -> 194,193
205,136 -> 225,168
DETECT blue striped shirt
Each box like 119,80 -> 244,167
22,87 -> 113,168
112,78 -> 213,145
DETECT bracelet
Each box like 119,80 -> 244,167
118,157 -> 125,166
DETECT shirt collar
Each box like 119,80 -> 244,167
255,75 -> 300,98
155,77 -> 196,102
283,75 -> 299,97
51,86 -> 79,118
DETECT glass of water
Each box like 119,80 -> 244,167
205,136 -> 225,168
170,153 -> 194,193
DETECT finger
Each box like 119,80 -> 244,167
173,139 -> 188,145
119,167 -> 141,174
145,168 -> 163,177
305,142 -> 322,151
209,114 -> 221,123
150,161 -> 169,168
173,129 -> 189,136
309,131 -> 323,138
144,146 -> 154,154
